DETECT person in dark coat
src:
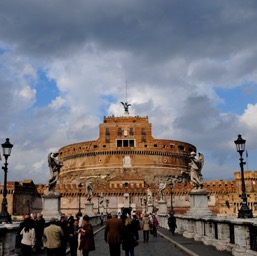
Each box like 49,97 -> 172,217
35,213 -> 45,252
151,215 -> 159,237
131,214 -> 140,241
69,219 -> 80,256
79,215 -> 95,256
122,215 -> 138,256
57,214 -> 69,255
168,213 -> 177,235
104,212 -> 123,256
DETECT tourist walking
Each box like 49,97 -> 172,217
20,217 -> 36,256
104,211 -> 123,256
35,213 -> 45,252
122,215 -> 138,256
78,215 -> 95,256
142,214 -> 151,243
131,214 -> 140,241
151,214 -> 159,237
168,213 -> 177,235
44,217 -> 64,256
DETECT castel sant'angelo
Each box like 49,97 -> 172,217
45,102 -> 256,216
56,103 -> 196,214
6,102 -> 257,217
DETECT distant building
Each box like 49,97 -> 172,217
1,113 -> 257,217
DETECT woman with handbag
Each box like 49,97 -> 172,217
79,215 -> 95,256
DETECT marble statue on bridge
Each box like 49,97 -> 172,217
189,151 -> 204,190
46,152 -> 63,195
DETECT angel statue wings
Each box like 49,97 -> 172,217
189,151 -> 204,190
121,101 -> 131,114
46,152 -> 63,195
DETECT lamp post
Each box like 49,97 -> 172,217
0,138 -> 13,223
78,182 -> 82,215
169,181 -> 174,214
234,134 -> 253,218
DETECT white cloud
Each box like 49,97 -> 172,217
19,85 -> 36,104
1,1 -> 257,184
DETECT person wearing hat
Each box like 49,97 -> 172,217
44,217 -> 64,256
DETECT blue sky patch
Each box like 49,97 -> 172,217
216,84 -> 257,114
33,69 -> 59,108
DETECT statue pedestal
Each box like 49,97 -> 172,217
85,202 -> 94,216
186,189 -> 215,216
41,193 -> 62,221
158,200 -> 167,214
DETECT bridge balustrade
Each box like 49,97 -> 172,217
158,214 -> 257,256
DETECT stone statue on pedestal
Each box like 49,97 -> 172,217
45,152 -> 63,195
86,182 -> 93,202
147,187 -> 153,205
158,177 -> 167,201
189,152 -> 204,190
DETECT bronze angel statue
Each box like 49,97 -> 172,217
189,152 -> 204,190
121,101 -> 131,113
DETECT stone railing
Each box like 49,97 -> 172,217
157,214 -> 257,256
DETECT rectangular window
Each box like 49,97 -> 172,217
129,140 -> 134,147
118,128 -> 122,136
106,128 -> 110,135
130,128 -> 134,135
116,139 -> 135,148
141,128 -> 146,135
123,140 -> 128,147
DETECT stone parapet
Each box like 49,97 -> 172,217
157,214 -> 257,256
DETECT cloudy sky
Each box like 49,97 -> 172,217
0,0 -> 257,184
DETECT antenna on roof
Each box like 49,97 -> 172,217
126,78 -> 128,103
121,78 -> 131,115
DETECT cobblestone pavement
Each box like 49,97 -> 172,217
90,228 -> 187,256
157,227 -> 232,256
32,225 -> 233,256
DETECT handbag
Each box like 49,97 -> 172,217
133,238 -> 139,247
15,233 -> 22,248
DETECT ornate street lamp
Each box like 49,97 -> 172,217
0,138 -> 13,223
234,134 -> 253,218
78,182 -> 83,215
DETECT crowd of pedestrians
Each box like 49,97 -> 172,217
16,212 -> 96,256
15,210 -> 175,256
